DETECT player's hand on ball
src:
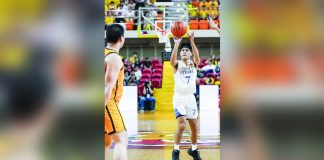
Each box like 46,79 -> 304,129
173,37 -> 182,45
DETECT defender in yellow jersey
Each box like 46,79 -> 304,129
105,24 -> 128,160
105,48 -> 125,135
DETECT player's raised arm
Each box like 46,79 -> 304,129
105,54 -> 123,104
170,37 -> 182,70
188,31 -> 200,66
208,17 -> 220,35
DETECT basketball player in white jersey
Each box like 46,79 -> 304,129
170,31 -> 201,160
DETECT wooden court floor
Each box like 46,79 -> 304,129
107,111 -> 220,160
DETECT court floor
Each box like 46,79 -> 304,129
107,111 -> 220,160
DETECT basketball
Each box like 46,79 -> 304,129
171,20 -> 187,38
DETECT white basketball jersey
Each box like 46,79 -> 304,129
174,60 -> 197,94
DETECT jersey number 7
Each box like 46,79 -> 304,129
185,76 -> 190,84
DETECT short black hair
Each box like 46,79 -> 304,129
180,43 -> 192,51
106,24 -> 124,44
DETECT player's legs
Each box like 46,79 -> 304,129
187,120 -> 201,160
172,94 -> 187,159
186,95 -> 201,160
172,116 -> 186,160
111,131 -> 128,160
105,134 -> 112,148
173,94 -> 187,148
105,112 -> 113,151
188,119 -> 198,145
105,102 -> 128,160
105,134 -> 112,160
174,116 -> 187,145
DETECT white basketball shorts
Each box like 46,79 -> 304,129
173,93 -> 198,119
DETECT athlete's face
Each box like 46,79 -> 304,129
180,47 -> 192,60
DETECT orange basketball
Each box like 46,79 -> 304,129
171,20 -> 187,38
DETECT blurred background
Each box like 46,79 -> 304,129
1,0 -> 324,159
0,0 -> 104,159
221,0 -> 324,160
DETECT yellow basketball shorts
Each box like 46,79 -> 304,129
105,101 -> 126,135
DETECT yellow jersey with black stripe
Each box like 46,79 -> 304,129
105,48 -> 126,135
105,48 -> 124,104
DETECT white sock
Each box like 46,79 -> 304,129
174,144 -> 180,150
191,144 -> 197,151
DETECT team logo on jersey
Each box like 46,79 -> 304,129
180,67 -> 194,74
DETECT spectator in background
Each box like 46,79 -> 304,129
122,2 -> 129,11
115,4 -> 125,23
209,0 -> 219,9
124,4 -> 136,21
199,0 -> 210,8
148,8 -> 158,30
202,60 -> 216,74
143,59 -> 152,69
143,57 -> 152,68
129,52 -> 138,64
133,57 -> 141,68
188,0 -> 198,19
124,70 -> 131,85
215,75 -> 220,85
209,3 -> 219,19
210,54 -> 217,65
128,0 -> 136,9
139,81 -> 156,112
149,0 -> 156,5
108,0 -> 120,7
105,4 -> 109,12
204,74 -> 215,85
199,5 -> 209,20
133,66 -> 142,80
143,11 -> 152,30
105,11 -> 115,25
192,0 -> 199,8
129,52 -> 141,68
135,0 -> 146,10
215,64 -> 220,74
122,57 -> 130,68
197,69 -> 204,78
109,2 -> 116,11
128,73 -> 138,86
149,8 -> 158,17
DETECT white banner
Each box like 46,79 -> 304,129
119,86 -> 138,135
199,85 -> 220,136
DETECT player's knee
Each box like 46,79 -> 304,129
179,122 -> 186,130
105,135 -> 112,148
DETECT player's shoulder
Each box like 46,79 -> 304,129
105,52 -> 123,69
105,50 -> 122,62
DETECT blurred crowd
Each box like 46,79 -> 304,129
105,0 -> 220,30
121,53 -> 220,87
188,0 -> 220,20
